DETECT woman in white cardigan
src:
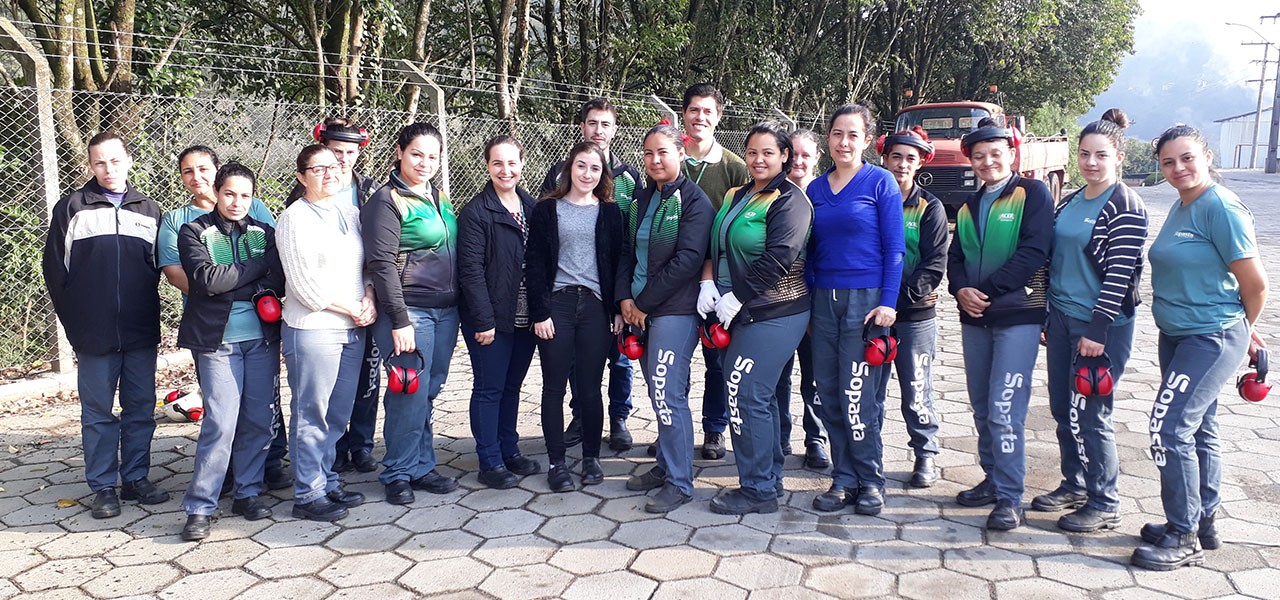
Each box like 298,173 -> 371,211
276,144 -> 377,522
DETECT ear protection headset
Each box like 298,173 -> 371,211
699,316 -> 731,349
252,289 -> 282,323
876,132 -> 936,163
1238,348 -> 1270,403
313,122 -> 371,147
960,125 -> 1023,158
386,349 -> 425,395
617,325 -> 646,360
862,323 -> 899,366
162,390 -> 205,422
1073,353 -> 1114,397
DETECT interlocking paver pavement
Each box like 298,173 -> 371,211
4,172 -> 1280,598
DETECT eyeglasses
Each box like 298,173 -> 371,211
302,164 -> 341,175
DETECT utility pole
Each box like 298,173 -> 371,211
1244,42 -> 1270,168
1229,20 -> 1280,173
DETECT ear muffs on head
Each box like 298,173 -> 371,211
1073,352 -> 1114,397
386,349 -> 425,395
617,325 -> 646,360
1238,348 -> 1271,403
960,125 -> 1018,158
881,133 -> 936,164
862,323 -> 898,366
313,121 -> 371,147
699,316 -> 731,349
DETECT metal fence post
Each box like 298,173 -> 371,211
0,17 -> 73,373
771,108 -> 797,132
402,60 -> 450,195
647,95 -> 679,125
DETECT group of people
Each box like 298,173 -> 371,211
41,82 -> 1266,572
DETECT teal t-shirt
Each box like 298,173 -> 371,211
158,199 -> 275,269
631,192 -> 661,298
1148,184 -> 1258,336
1050,185 -> 1132,324
975,177 -> 1010,242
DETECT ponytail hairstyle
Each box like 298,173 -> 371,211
644,124 -> 686,151
545,141 -> 615,203
396,122 -> 443,152
827,101 -> 878,138
1153,123 -> 1219,181
214,162 -> 257,195
1079,108 -> 1130,151
790,128 -> 822,149
484,134 -> 525,162
178,145 -> 220,169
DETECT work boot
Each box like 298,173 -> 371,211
121,478 -> 169,505
581,457 -> 604,485
332,452 -> 352,473
547,464 -> 574,493
264,466 -> 293,490
292,496 -> 348,521
702,431 -> 726,460
351,448 -> 378,473
1141,511 -> 1222,550
627,465 -> 667,491
855,487 -> 885,515
956,478 -> 996,507
710,488 -> 778,515
326,487 -> 365,508
909,456 -> 938,488
90,488 -> 121,519
812,485 -> 854,512
410,470 -> 459,494
231,496 -> 273,520
986,499 -> 1025,530
1058,505 -> 1121,533
804,442 -> 830,469
181,514 -> 211,541
609,418 -> 633,451
1131,532 -> 1204,571
503,454 -> 542,476
645,483 -> 693,513
1031,486 -> 1087,512
478,467 -> 520,489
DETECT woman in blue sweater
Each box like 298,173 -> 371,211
807,103 -> 905,517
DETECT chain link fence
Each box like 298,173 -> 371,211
2,88 -> 765,373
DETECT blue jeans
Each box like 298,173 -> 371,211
1045,309 -> 1135,512
776,332 -> 827,447
873,318 -> 941,458
722,311 -> 809,502
373,307 -> 459,484
1151,320 -> 1248,535
463,324 -> 536,471
570,346 -> 634,421
336,333 -> 383,456
76,347 -> 158,491
184,339 -> 279,515
960,323 -> 1042,504
811,288 -> 892,490
283,325 -> 366,503
641,314 -> 700,495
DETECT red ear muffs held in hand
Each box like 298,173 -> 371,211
699,316 -> 731,349
618,325 -> 646,360
386,350 -> 425,395
1073,352 -> 1115,397
1238,348 -> 1270,403
253,290 -> 282,323
862,323 -> 898,366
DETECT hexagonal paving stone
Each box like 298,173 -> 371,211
0,580 -> 17,600
328,582 -> 419,600
561,571 -> 658,600
748,586 -> 838,600
13,556 -> 111,592
548,540 -> 636,576
815,514 -> 899,544
175,538 -> 267,573
462,508 -> 545,538
898,569 -> 990,600
103,535 -> 190,566
630,546 -> 720,581
473,533 -> 558,567
689,523 -> 773,556
478,563 -> 574,600
740,506 -> 819,535
35,530 -> 129,561
338,499 -> 410,528
612,518 -> 694,549
158,568 -> 259,600
539,514 -> 615,544
395,503 -> 477,533
995,578 -> 1087,600
458,487 -> 535,511
1132,566 -> 1235,599
985,526 -> 1075,557
1036,553 -> 1134,590
400,557 -> 493,596
326,524 -> 412,555
244,545 -> 339,579
394,529 -> 484,563
319,553 -> 412,587
250,519 -> 341,548
1,502 -> 85,527
713,554 -> 803,590
0,549 -> 45,578
0,527 -> 64,553
854,540 -> 943,574
768,532 -> 854,566
238,576 -> 334,600
805,563 -> 895,599
899,518 -> 983,547
82,563 -> 181,598
653,577 -> 747,600
1228,568 -> 1280,599
526,490 -> 602,516
943,546 -> 1036,580
596,496 -> 664,523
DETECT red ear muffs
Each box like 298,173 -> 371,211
253,290 -> 282,323
314,121 -> 371,146
881,133 -> 936,164
357,127 -> 370,147
699,316 -> 731,349
1010,126 -> 1023,149
312,122 -> 326,142
875,134 -> 886,155
617,325 -> 646,360
1238,348 -> 1270,403
862,323 -> 898,366
386,350 -> 425,395
960,125 -> 1018,158
1073,353 -> 1115,397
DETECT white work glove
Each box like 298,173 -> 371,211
715,292 -> 743,328
697,280 -> 721,317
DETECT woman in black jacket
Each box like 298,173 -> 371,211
526,141 -> 624,492
617,125 -> 715,512
457,135 -> 542,489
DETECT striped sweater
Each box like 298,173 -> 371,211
1053,183 -> 1148,344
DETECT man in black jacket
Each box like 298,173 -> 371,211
42,132 -> 168,519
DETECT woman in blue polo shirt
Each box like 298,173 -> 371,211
1133,124 -> 1268,571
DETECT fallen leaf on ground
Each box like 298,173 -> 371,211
56,498 -> 77,508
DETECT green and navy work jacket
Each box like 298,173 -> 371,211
897,185 -> 950,322
176,211 -> 285,353
946,173 -> 1054,327
709,172 -> 813,324
616,174 -> 715,317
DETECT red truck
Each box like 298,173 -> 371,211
892,101 -> 1069,212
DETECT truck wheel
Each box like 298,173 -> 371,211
1048,172 -> 1062,202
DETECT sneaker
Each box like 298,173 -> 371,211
956,478 -> 997,507
986,499 -> 1025,531
89,488 -> 121,519
804,443 -> 831,469
547,464 -> 574,493
710,488 -> 778,515
645,483 -> 693,513
609,418 -> 633,451
326,487 -> 366,508
231,496 -> 273,520
181,514 -> 211,541
478,467 -> 520,489
702,431 -> 726,460
563,418 -> 583,448
292,496 -> 348,521
350,449 -> 378,473
1131,532 -> 1204,571
812,485 -> 854,512
410,470 -> 459,494
1030,487 -> 1087,512
503,455 -> 542,476
626,465 -> 667,491
855,487 -> 885,516
1058,506 -> 1121,533
909,456 -> 939,488
581,457 -> 604,485
120,478 -> 169,504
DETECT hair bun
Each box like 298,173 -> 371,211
1100,108 -> 1131,130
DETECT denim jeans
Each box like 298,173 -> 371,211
373,307 -> 460,484
283,325 -> 366,503
184,339 -> 279,515
811,288 -> 892,490
538,287 -> 613,464
1045,309 -> 1135,512
776,331 -> 827,448
76,347 -> 158,491
463,323 -> 536,470
960,323 -> 1042,504
872,318 -> 941,458
641,314 -> 700,495
1151,319 -> 1248,535
336,333 -> 383,456
722,311 -> 809,502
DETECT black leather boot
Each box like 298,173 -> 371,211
1131,532 -> 1204,571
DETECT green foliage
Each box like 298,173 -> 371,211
1028,102 -> 1082,185
1123,136 -> 1158,177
